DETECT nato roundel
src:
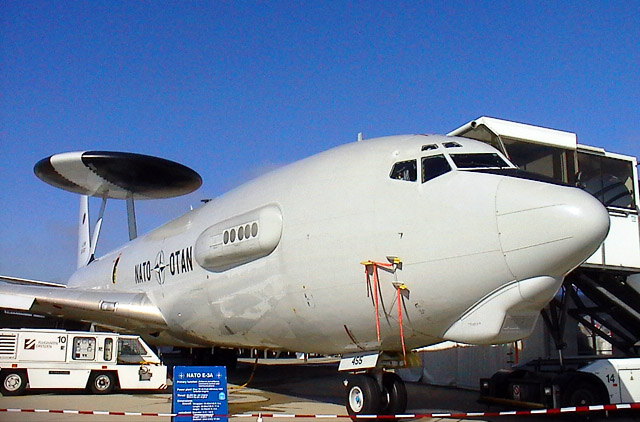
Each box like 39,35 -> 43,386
34,151 -> 202,199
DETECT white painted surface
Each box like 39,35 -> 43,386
0,135 -> 611,357
603,213 -> 640,268
448,116 -> 578,149
580,358 -> 640,404
338,353 -> 380,371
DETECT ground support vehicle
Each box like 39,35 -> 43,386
0,328 -> 167,395
450,118 -> 640,355
480,357 -> 640,408
450,117 -> 640,408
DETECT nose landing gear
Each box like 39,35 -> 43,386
346,374 -> 380,415
345,371 -> 407,420
344,371 -> 408,419
380,372 -> 408,415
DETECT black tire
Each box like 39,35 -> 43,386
345,374 -> 381,418
0,371 -> 27,396
380,372 -> 408,416
89,372 -> 116,394
562,382 -> 602,407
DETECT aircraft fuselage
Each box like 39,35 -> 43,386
67,134 -> 609,354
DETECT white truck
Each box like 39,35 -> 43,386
0,328 -> 167,396
480,357 -> 640,408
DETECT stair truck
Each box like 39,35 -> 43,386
450,117 -> 640,408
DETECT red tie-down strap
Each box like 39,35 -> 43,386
361,258 -> 407,364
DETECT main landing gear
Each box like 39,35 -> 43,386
341,352 -> 414,419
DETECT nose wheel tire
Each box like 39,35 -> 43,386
380,372 -> 407,415
1,371 -> 27,396
345,374 -> 381,418
345,372 -> 408,419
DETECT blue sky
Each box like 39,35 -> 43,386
1,1 -> 638,282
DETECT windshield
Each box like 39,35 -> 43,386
422,155 -> 451,183
117,337 -> 148,364
450,153 -> 510,169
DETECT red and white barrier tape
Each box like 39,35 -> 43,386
1,403 -> 639,418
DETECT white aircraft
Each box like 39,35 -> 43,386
0,134 -> 609,416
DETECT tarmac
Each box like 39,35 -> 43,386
1,358 -> 638,421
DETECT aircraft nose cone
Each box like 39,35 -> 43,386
496,177 -> 610,281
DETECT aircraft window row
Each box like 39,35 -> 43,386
422,155 -> 452,182
450,153 -> 510,169
390,160 -> 417,181
224,222 -> 259,244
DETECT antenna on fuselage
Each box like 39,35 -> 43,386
78,194 -> 108,267
78,195 -> 91,268
89,195 -> 108,259
126,196 -> 138,241
34,151 -> 202,267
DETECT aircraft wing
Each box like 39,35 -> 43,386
0,275 -> 67,288
0,282 -> 167,331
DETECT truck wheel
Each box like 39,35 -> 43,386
562,382 -> 601,406
90,372 -> 115,394
380,372 -> 407,416
345,374 -> 381,419
1,371 -> 27,396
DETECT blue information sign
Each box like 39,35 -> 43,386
172,366 -> 228,422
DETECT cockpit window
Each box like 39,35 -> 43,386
422,155 -> 451,183
443,141 -> 462,148
421,144 -> 438,151
450,153 -> 510,169
390,160 -> 417,182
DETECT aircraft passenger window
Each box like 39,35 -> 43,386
390,160 -> 417,182
577,152 -> 636,210
72,336 -> 96,360
450,153 -> 509,169
422,155 -> 451,183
